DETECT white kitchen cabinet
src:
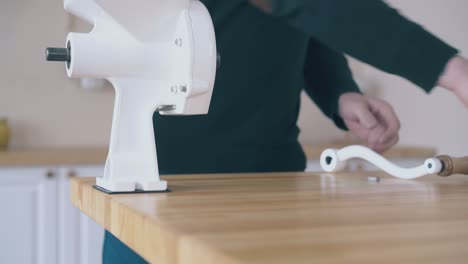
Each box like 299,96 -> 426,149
0,167 -> 58,264
57,165 -> 105,264
0,165 -> 105,264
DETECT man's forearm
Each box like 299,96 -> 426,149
249,0 -> 458,93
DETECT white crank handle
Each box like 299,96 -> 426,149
320,145 -> 442,179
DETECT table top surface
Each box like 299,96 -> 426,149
302,144 -> 436,160
71,171 -> 468,264
0,144 -> 435,166
0,147 -> 108,166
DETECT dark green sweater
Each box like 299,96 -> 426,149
153,0 -> 457,175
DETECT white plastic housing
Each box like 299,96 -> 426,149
63,0 -> 217,191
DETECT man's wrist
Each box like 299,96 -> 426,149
338,92 -> 361,115
438,56 -> 468,92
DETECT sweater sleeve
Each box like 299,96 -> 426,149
266,0 -> 459,92
303,38 -> 361,130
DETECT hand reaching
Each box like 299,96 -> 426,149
338,93 -> 400,153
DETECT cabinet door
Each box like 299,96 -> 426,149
57,165 -> 105,264
0,167 -> 57,264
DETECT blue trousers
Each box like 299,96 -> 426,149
103,231 -> 147,264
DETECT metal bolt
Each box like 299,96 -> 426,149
45,47 -> 70,62
156,105 -> 176,112
367,176 -> 380,182
46,41 -> 72,69
180,85 -> 187,93
175,38 -> 183,47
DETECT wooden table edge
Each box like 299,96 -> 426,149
70,177 -> 242,264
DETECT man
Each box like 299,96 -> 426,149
103,1 -> 468,263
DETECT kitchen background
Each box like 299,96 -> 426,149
1,1 -> 467,264
1,0 -> 467,155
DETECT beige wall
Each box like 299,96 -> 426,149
299,0 -> 468,156
1,0 -> 114,149
2,0 -> 467,156
379,0 -> 468,156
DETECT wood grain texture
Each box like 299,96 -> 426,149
302,144 -> 436,160
0,148 -> 108,166
0,145 -> 435,167
437,155 -> 468,176
71,172 -> 468,264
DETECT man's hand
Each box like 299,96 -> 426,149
338,93 -> 400,153
438,56 -> 468,107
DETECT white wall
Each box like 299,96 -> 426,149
383,0 -> 468,156
1,0 -> 467,156
299,0 -> 468,155
1,0 -> 114,149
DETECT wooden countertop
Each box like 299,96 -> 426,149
302,144 -> 436,160
0,148 -> 108,166
0,144 -> 435,166
71,172 -> 468,264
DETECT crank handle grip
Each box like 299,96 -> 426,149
437,155 -> 468,177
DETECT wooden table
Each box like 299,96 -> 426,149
0,144 -> 435,166
0,147 -> 108,166
302,144 -> 436,160
71,172 -> 468,264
